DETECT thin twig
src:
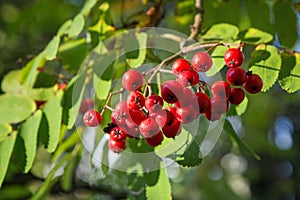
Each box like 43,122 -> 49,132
189,0 -> 204,40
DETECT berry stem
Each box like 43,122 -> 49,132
101,88 -> 123,115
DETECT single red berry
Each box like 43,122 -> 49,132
162,117 -> 181,138
127,91 -> 145,110
145,131 -> 164,147
224,48 -> 244,68
211,96 -> 229,114
111,101 -> 130,126
110,126 -> 127,142
175,87 -> 195,108
83,109 -> 102,127
127,109 -> 146,125
123,121 -> 140,138
149,109 -> 168,127
175,105 -> 196,124
177,71 -> 194,87
172,58 -> 191,75
191,52 -> 213,72
226,67 -> 246,86
195,92 -> 211,114
229,88 -> 245,105
108,139 -> 126,153
244,72 -> 263,94
139,117 -> 160,138
122,70 -> 144,91
161,80 -> 183,103
211,81 -> 231,99
145,94 -> 164,113
79,99 -> 95,114
166,106 -> 177,116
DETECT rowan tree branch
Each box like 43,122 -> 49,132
189,0 -> 204,40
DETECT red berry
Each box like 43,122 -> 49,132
83,109 -> 102,127
195,92 -> 211,114
166,106 -> 177,116
108,139 -> 126,153
175,105 -> 196,124
150,109 -> 168,127
172,58 -> 191,75
127,91 -> 145,110
145,94 -> 164,113
111,101 -> 130,126
79,99 -> 95,114
122,70 -> 144,91
191,52 -> 213,72
224,48 -> 244,68
226,67 -> 246,86
244,73 -> 263,94
175,87 -> 195,108
162,117 -> 181,138
127,109 -> 146,125
211,81 -> 231,99
229,88 -> 245,105
58,83 -> 67,91
161,80 -> 183,103
123,121 -> 140,138
139,117 -> 160,138
211,96 -> 228,114
110,126 -> 127,142
145,130 -> 164,147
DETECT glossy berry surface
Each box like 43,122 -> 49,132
145,131 -> 164,146
191,52 -> 213,72
161,80 -> 183,103
110,126 -> 127,142
83,109 -> 102,127
226,67 -> 246,86
224,48 -> 244,68
122,70 -> 144,91
195,92 -> 211,113
145,94 -> 164,113
139,117 -> 160,138
172,58 -> 191,75
175,106 -> 195,124
79,99 -> 95,114
211,96 -> 228,114
244,73 -> 263,94
162,117 -> 181,138
108,139 -> 126,153
127,91 -> 145,110
211,81 -> 231,99
229,88 -> 245,105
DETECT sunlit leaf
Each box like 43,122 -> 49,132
0,94 -> 36,124
146,166 -> 171,200
0,124 -> 12,143
1,70 -> 26,95
43,91 -> 63,152
249,44 -> 281,92
176,141 -> 202,167
57,20 -> 72,36
126,32 -> 147,68
202,23 -> 239,41
0,131 -> 17,187
278,52 -> 300,93
235,96 -> 248,116
93,73 -> 111,100
20,110 -> 42,172
80,0 -> 98,15
44,36 -> 60,60
242,28 -> 273,44
68,14 -> 85,37
206,45 -> 227,77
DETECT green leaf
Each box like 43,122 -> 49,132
68,14 -> 85,38
278,52 -> 300,93
202,23 -> 239,41
0,131 -> 17,187
44,36 -> 60,60
0,124 -> 12,143
126,32 -> 147,68
224,119 -> 260,160
176,141 -> 202,167
19,53 -> 46,85
57,20 -> 72,36
93,73 -> 111,99
0,94 -> 36,124
43,91 -> 63,152
249,44 -> 281,92
62,72 -> 86,129
20,110 -> 42,172
80,0 -> 98,15
1,70 -> 27,95
146,166 -> 171,200
28,87 -> 56,101
235,95 -> 248,116
242,28 -> 273,44
206,45 -> 227,77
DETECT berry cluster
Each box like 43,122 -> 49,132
82,47 -> 263,153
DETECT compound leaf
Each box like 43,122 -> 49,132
202,23 -> 239,41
